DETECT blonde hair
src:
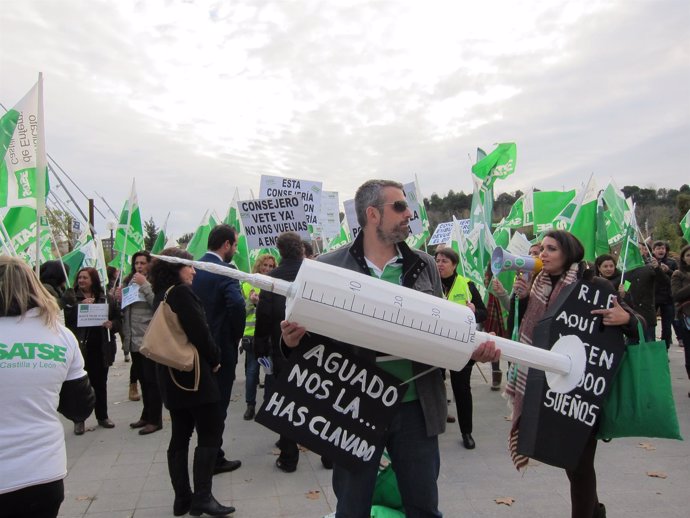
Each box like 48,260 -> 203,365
251,253 -> 277,274
0,255 -> 60,327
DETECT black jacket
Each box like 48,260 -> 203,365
65,290 -> 121,368
255,257 -> 303,367
153,284 -> 221,409
624,264 -> 662,329
654,255 -> 678,305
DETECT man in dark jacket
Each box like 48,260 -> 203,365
254,232 -> 305,472
652,240 -> 678,348
192,224 -> 246,474
279,180 -> 500,517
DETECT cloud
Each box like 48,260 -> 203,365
1,0 -> 687,237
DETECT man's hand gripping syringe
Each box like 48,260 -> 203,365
153,255 -> 587,393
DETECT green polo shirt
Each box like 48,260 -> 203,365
367,255 -> 418,402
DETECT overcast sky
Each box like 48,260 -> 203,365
2,0 -> 688,238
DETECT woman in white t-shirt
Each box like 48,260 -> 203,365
0,256 -> 95,518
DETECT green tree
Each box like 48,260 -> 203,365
144,217 -> 159,251
46,208 -> 74,252
177,232 -> 193,247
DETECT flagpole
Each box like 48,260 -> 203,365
35,73 -> 48,274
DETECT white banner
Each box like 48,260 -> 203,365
506,231 -> 533,257
428,222 -> 454,246
238,196 -> 310,249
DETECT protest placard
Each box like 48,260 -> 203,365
121,284 -> 145,309
506,231 -> 532,256
319,191 -> 341,240
428,222 -> 454,246
402,181 -> 423,236
517,280 -> 627,469
77,303 -> 110,327
255,341 -> 407,471
343,199 -> 361,241
238,196 -> 310,249
259,175 -> 322,231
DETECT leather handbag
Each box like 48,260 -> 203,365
140,286 -> 200,392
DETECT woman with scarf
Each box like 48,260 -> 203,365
505,230 -> 640,518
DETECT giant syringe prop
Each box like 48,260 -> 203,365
154,256 -> 586,393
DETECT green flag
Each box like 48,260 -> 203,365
553,178 -> 598,261
224,189 -> 251,272
110,180 -> 144,277
595,195 -> 610,257
620,206 -> 645,278
324,222 -> 351,252
680,209 -> 690,243
602,181 -> 630,228
186,210 -> 217,260
151,213 -> 169,255
532,190 -> 576,234
471,143 -> 517,190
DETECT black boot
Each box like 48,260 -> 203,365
190,446 -> 235,516
167,450 -> 192,516
593,502 -> 606,518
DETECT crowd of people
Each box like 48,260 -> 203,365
1,178 -> 688,518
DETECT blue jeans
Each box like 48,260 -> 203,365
655,303 -> 676,348
244,338 -> 260,406
333,400 -> 442,518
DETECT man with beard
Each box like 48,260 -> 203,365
192,224 -> 246,474
280,180 -> 500,517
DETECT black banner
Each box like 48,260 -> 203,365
255,341 -> 407,471
517,280 -> 627,470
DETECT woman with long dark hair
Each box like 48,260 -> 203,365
506,230 -> 641,518
149,248 -> 234,516
65,266 -> 120,435
671,244 -> 690,397
117,250 -> 163,435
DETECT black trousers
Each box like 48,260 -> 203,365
566,430 -> 599,518
0,479 -> 64,518
168,402 -> 223,452
130,350 -> 142,384
84,346 -> 109,420
450,360 -> 475,434
138,356 -> 163,426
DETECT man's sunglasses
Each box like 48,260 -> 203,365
381,200 -> 409,213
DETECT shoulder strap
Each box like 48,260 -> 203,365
163,285 -> 176,302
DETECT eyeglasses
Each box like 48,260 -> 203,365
381,200 -> 409,213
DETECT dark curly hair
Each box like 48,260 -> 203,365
276,232 -> 304,261
150,248 -> 193,294
124,250 -> 151,285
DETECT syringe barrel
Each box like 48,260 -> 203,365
285,260 -> 576,379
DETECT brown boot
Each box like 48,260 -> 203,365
129,383 -> 141,401
491,370 -> 502,391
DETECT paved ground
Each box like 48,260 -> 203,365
58,343 -> 690,518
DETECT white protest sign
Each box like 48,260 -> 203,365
428,222 -> 454,246
343,199 -> 361,241
238,196 -> 310,249
319,191 -> 341,240
121,284 -> 145,309
507,231 -> 532,257
77,303 -> 109,327
403,181 -> 423,236
259,175 -> 322,231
